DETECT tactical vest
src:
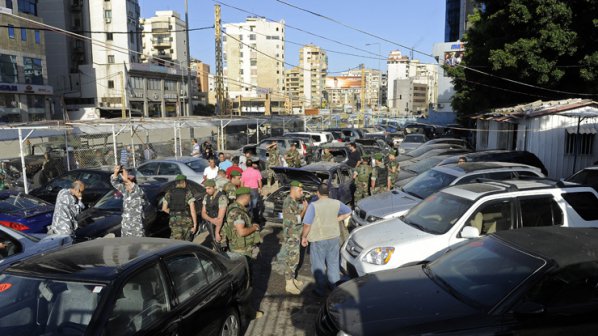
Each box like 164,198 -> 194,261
205,191 -> 223,218
357,166 -> 371,182
169,188 -> 188,213
375,166 -> 388,187
223,203 -> 260,252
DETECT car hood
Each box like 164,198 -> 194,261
327,265 -> 480,336
271,167 -> 322,185
356,189 -> 420,219
76,208 -> 122,238
350,217 -> 431,249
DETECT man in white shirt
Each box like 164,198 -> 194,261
203,158 -> 219,183
191,139 -> 201,158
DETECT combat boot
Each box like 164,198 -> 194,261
285,279 -> 301,295
292,278 -> 304,288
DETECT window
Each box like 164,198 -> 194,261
138,162 -> 159,175
107,80 -> 115,89
105,265 -> 170,335
18,0 -> 37,15
106,32 -> 113,41
562,192 -> 598,221
26,95 -> 44,108
34,30 -> 40,44
107,55 -> 115,63
250,59 -> 257,66
104,10 -> 112,23
519,196 -> 563,227
466,200 -> 513,235
131,76 -> 144,89
20,28 -> 26,41
565,132 -> 594,155
164,80 -> 176,91
527,262 -> 598,307
158,163 -> 181,175
7,25 -> 15,39
165,254 -> 209,303
0,54 -> 18,83
147,79 -> 161,90
249,34 -> 256,40
23,57 -> 43,85
6,0 -> 12,9
0,93 -> 18,109
79,172 -> 111,189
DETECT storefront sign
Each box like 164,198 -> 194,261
0,83 -> 53,95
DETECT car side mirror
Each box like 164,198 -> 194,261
514,301 -> 545,317
461,226 -> 480,239
46,185 -> 54,191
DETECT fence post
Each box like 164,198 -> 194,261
130,125 -> 136,168
256,119 -> 260,144
112,125 -> 118,165
173,122 -> 178,160
18,128 -> 29,194
64,129 -> 70,171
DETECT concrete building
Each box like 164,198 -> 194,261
190,59 -> 210,93
325,76 -> 361,111
223,17 -> 285,99
445,0 -> 475,42
0,0 -> 54,123
342,68 -> 382,110
432,41 -> 465,113
39,0 -> 197,119
139,11 -> 186,66
284,44 -> 327,109
392,78 -> 429,115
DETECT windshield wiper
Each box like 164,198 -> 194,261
401,189 -> 422,199
401,217 -> 430,233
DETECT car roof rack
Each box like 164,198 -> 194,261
473,178 -> 519,191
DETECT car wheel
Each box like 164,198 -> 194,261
220,308 -> 241,336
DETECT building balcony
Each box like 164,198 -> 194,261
71,0 -> 82,11
152,39 -> 172,48
151,22 -> 170,32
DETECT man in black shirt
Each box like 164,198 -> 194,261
346,143 -> 361,168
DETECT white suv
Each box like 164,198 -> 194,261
341,179 -> 598,277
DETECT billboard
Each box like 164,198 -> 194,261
326,76 -> 361,89
443,51 -> 463,67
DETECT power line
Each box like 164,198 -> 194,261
0,24 -> 214,34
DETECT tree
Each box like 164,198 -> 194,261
447,0 -> 598,122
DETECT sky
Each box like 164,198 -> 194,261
140,0 -> 446,72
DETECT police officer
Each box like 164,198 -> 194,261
386,152 -> 400,188
111,165 -> 146,237
162,175 -> 198,240
281,180 -> 308,295
265,141 -> 280,187
353,155 -> 372,203
284,143 -> 302,168
202,179 -> 229,244
223,170 -> 242,203
222,187 -> 261,257
321,148 -> 334,162
371,153 -> 390,195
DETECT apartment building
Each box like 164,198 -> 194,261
140,10 -> 186,65
285,44 -> 327,109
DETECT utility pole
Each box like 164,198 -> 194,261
214,5 -> 225,115
185,0 -> 192,116
120,71 -> 126,119
360,63 -> 366,114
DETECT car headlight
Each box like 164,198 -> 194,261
362,247 -> 395,265
264,201 -> 274,209
366,215 -> 382,223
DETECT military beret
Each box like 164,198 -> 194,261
175,174 -> 187,181
374,153 -> 384,161
362,154 -> 371,160
204,179 -> 216,187
236,186 -> 251,196
230,170 -> 242,177
290,180 -> 303,188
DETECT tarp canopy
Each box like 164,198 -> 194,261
566,125 -> 597,134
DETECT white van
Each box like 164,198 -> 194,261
284,132 -> 334,146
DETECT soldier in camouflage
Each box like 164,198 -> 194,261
321,148 -> 334,162
353,155 -> 372,203
284,143 -> 302,168
370,153 -> 391,195
265,141 -> 280,187
281,180 -> 308,295
223,170 -> 242,203
202,179 -> 229,244
48,180 -> 85,235
386,152 -> 400,188
110,165 -> 146,237
222,187 -> 261,258
162,175 -> 198,240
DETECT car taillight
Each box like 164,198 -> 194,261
0,220 -> 29,231
302,144 -> 307,155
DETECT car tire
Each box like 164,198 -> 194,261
220,308 -> 241,336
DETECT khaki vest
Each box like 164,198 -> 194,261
307,198 -> 341,242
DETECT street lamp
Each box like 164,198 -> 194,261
365,42 -> 381,118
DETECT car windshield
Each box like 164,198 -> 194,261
94,190 -> 124,210
402,170 -> 457,200
426,238 -> 545,309
0,193 -> 49,214
185,160 -> 207,173
402,192 -> 472,234
0,274 -> 104,335
405,145 -> 437,158
403,134 -> 425,143
407,156 -> 448,174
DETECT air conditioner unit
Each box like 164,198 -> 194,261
105,18 -> 111,23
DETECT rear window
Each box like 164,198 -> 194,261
0,193 -> 49,214
186,160 -> 207,173
562,192 -> 598,220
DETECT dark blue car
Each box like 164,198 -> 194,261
0,190 -> 54,234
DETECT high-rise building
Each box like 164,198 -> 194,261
445,0 -> 474,42
0,0 -> 54,123
386,50 -> 438,113
223,18 -> 285,99
386,51 -> 412,109
393,78 -> 430,115
190,60 -> 210,93
139,11 -> 186,65
341,67 -> 382,110
432,41 -> 465,112
285,44 -> 327,109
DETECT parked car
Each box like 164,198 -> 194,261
325,128 -> 364,142
566,165 -> 598,192
438,150 -> 549,175
29,169 -> 113,208
319,227 -> 598,336
341,179 -> 598,277
284,132 -> 334,146
313,143 -> 365,165
420,137 -> 472,149
362,132 -> 394,147
398,133 -> 428,154
0,238 -> 252,335
256,137 -> 308,167
396,143 -> 463,162
354,139 -> 392,156
351,162 -> 545,228
0,225 -> 72,272
397,148 -> 472,183
75,180 -> 205,241
136,156 -> 209,185
0,190 -> 55,233
263,163 -> 353,222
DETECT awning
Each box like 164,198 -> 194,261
566,125 -> 597,134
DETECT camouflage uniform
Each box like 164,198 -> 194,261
111,176 -> 145,237
222,202 -> 261,258
266,146 -> 280,185
48,189 -> 85,235
387,161 -> 400,187
371,163 -> 390,195
0,167 -> 6,190
222,182 -> 237,203
353,164 -> 372,203
281,195 -> 304,280
321,151 -> 334,163
164,188 -> 196,240
285,149 -> 302,168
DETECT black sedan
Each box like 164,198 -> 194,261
0,238 -> 252,336
75,180 -> 205,240
29,169 -> 113,208
317,227 -> 598,335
